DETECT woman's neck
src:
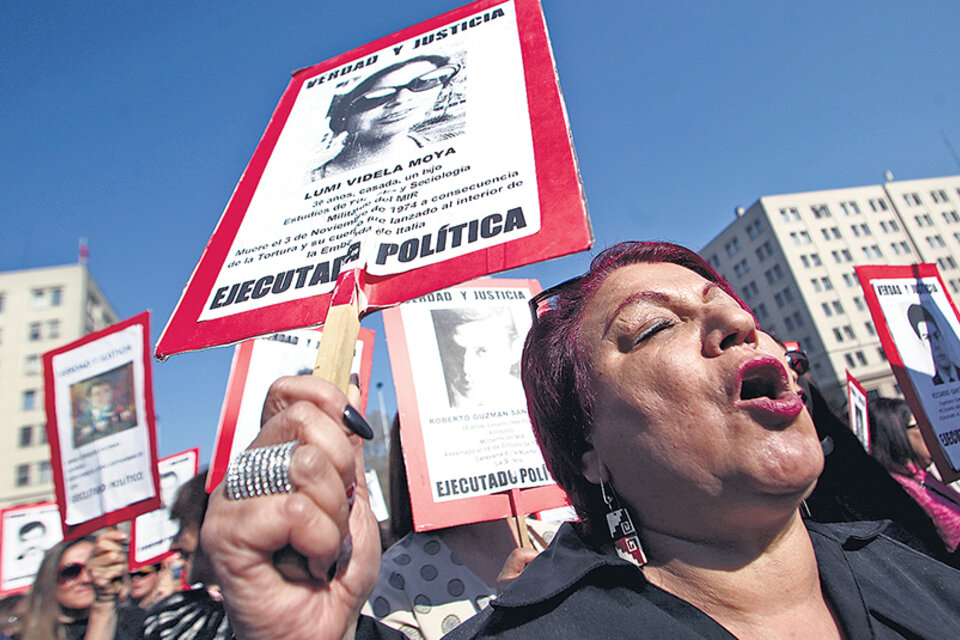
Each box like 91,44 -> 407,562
640,512 -> 841,640
437,519 -> 519,589
58,605 -> 89,624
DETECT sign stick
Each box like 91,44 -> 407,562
312,270 -> 362,391
508,488 -> 532,549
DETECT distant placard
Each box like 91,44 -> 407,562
130,448 -> 199,568
384,277 -> 567,531
846,371 -> 870,451
857,264 -> 960,482
43,312 -> 161,537
206,328 -> 375,492
157,0 -> 591,359
0,502 -> 62,595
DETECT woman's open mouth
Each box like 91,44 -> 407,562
735,356 -> 805,420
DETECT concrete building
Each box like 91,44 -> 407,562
0,264 -> 117,507
702,174 -> 960,409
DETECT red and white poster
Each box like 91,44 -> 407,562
130,448 -> 199,569
43,312 -> 161,537
156,0 -> 591,359
383,278 -> 567,531
846,371 -> 870,451
206,328 -> 375,492
0,502 -> 62,595
857,264 -> 960,482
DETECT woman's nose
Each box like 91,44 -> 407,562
703,303 -> 759,356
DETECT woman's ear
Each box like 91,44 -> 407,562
581,448 -> 608,486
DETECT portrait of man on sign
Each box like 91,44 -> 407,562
70,363 -> 138,448
431,306 -> 524,409
907,303 -> 960,385
308,53 -> 466,180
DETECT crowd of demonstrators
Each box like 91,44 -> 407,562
868,397 -> 960,558
362,418 -> 556,639
21,534 -> 145,640
200,240 -> 960,640
0,593 -> 25,640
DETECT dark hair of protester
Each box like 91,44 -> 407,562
522,241 -> 747,537
387,416 -> 414,543
0,593 -> 25,640
867,397 -> 925,475
907,303 -> 939,337
171,472 -> 210,533
326,55 -> 451,135
21,537 -> 93,640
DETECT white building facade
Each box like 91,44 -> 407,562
0,264 -> 117,507
702,174 -> 960,409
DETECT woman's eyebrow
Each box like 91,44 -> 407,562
605,290 -> 670,335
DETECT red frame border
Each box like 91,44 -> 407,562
128,447 -> 199,570
856,263 -> 960,483
845,370 -> 870,452
156,0 -> 591,359
383,277 -> 568,532
205,328 -> 376,493
43,311 -> 162,539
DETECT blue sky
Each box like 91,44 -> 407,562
3,1 -> 959,459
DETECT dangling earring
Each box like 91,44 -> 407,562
599,468 -> 647,567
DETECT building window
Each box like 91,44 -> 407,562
869,198 -> 889,212
755,303 -> 769,320
943,210 -> 960,223
31,289 -> 45,308
842,273 -> 856,287
821,277 -> 833,290
877,347 -> 887,362
840,201 -> 861,215
47,319 -> 60,339
938,256 -> 958,271
811,278 -> 822,292
822,303 -> 833,317
22,390 -> 37,411
845,353 -> 856,368
903,192 -> 922,206
28,322 -> 41,341
51,287 -> 63,306
15,465 -> 30,487
843,325 -> 856,339
37,461 -> 51,484
853,297 -> 865,311
746,220 -> 764,239
832,300 -> 844,314
756,241 -> 774,261
24,354 -> 40,375
862,245 -> 882,259
800,255 -> 810,268
931,189 -> 949,203
856,351 -> 868,366
0,293 -> 4,312
811,204 -> 832,219
19,425 -> 32,448
725,237 -> 741,256
927,235 -> 946,248
834,328 -> 844,342
779,207 -> 800,222
865,321 -> 876,336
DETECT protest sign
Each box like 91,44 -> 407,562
0,502 -> 62,595
129,448 -> 199,569
206,328 -> 375,492
846,371 -> 870,451
856,264 -> 960,482
156,0 -> 591,359
43,312 -> 161,537
383,278 -> 567,531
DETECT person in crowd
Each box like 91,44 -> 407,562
868,396 -> 960,556
21,532 -> 144,640
907,303 -> 960,385
126,563 -> 178,611
143,471 -> 231,640
201,241 -> 960,639
363,418 -> 555,639
309,55 -> 462,179
0,593 -> 25,640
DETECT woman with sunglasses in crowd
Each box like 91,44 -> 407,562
22,532 -> 144,640
309,55 -> 461,179
202,241 -> 960,639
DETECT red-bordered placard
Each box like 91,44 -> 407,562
0,501 -> 62,596
383,277 -> 567,531
156,0 -> 591,359
129,448 -> 199,569
856,263 -> 960,483
43,311 -> 162,538
205,328 -> 375,493
846,370 -> 870,452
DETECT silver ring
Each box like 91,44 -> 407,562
225,441 -> 298,500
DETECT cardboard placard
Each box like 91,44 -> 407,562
129,448 -> 199,569
43,312 -> 161,538
846,371 -> 870,451
156,0 -> 591,359
206,328 -> 375,493
0,502 -> 63,595
383,277 -> 567,531
856,264 -> 960,482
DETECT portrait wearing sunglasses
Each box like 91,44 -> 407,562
310,54 -> 464,179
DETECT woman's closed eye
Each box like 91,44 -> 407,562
630,318 -> 675,348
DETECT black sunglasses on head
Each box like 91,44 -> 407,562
129,564 -> 160,578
